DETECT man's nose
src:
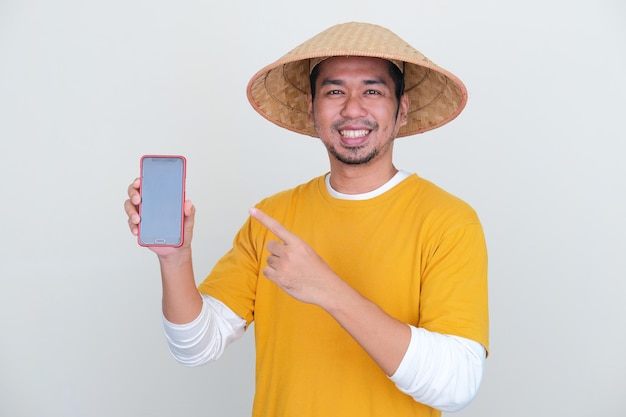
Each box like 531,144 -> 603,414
340,94 -> 367,118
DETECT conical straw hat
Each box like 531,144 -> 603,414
246,22 -> 468,138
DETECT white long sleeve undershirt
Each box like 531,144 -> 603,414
163,295 -> 485,412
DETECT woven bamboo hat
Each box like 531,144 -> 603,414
246,22 -> 468,138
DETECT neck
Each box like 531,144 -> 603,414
328,162 -> 399,194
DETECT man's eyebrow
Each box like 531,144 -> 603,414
320,78 -> 345,87
363,78 -> 388,86
320,78 -> 388,87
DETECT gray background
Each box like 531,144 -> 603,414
1,0 -> 624,416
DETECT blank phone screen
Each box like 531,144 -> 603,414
138,156 -> 186,246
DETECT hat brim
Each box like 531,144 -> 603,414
246,22 -> 468,138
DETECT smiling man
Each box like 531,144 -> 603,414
125,22 -> 489,417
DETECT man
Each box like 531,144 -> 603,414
125,22 -> 489,417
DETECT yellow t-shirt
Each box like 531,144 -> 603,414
198,173 -> 489,417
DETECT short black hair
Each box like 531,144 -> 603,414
309,59 -> 405,104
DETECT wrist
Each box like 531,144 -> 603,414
157,246 -> 192,270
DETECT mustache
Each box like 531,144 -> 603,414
332,119 -> 378,131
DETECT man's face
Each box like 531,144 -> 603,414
308,56 -> 408,166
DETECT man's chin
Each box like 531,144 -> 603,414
330,148 -> 378,165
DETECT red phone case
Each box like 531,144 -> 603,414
138,155 -> 187,247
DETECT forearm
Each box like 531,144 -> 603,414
321,278 -> 485,411
321,277 -> 411,376
158,247 -> 203,324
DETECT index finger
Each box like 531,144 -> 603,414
249,207 -> 297,245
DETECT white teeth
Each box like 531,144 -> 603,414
340,130 -> 369,138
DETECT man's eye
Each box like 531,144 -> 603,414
327,90 -> 343,95
365,90 -> 381,95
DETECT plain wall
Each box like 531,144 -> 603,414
1,1 -> 625,416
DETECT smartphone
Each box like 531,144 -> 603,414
138,155 -> 186,247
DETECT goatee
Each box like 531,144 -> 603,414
328,146 -> 379,165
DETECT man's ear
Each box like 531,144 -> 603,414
398,93 -> 409,127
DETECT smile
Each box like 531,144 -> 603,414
339,129 -> 370,138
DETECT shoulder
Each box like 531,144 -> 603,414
255,175 -> 325,213
401,174 -> 480,222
